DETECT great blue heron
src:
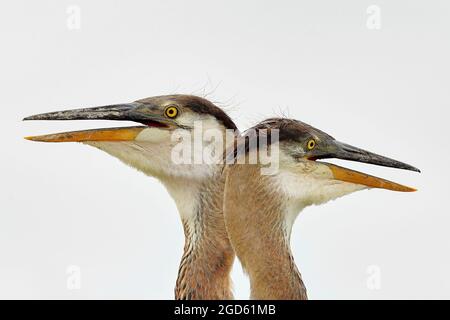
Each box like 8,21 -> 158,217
223,118 -> 419,299
24,95 -> 239,299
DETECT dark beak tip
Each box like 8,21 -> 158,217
23,115 -> 42,121
407,165 -> 421,173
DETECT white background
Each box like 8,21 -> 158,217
1,0 -> 449,299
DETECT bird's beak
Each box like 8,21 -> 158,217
310,141 -> 420,192
24,126 -> 146,143
23,103 -> 171,142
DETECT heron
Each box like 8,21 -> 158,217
24,94 -> 238,300
223,118 -> 420,300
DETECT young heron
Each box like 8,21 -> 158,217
24,95 -> 238,299
223,118 -> 420,300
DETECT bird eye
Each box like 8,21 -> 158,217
307,139 -> 316,150
164,106 -> 179,118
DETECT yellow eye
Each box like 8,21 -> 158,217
307,139 -> 316,150
164,106 -> 179,118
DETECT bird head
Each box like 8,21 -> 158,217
24,95 -> 238,181
231,118 -> 419,214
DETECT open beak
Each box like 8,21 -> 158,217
311,140 -> 420,192
24,126 -> 146,142
23,103 -> 171,142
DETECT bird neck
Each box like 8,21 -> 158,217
224,165 -> 308,300
167,172 -> 235,300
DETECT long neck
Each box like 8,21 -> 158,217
224,165 -> 307,300
170,173 -> 235,300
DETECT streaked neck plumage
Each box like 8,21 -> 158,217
224,158 -> 365,299
171,172 -> 234,299
224,164 -> 308,299
86,122 -> 236,299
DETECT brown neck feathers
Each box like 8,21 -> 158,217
175,174 -> 235,300
224,164 -> 307,300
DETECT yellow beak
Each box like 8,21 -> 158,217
326,163 -> 417,192
25,126 -> 145,143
